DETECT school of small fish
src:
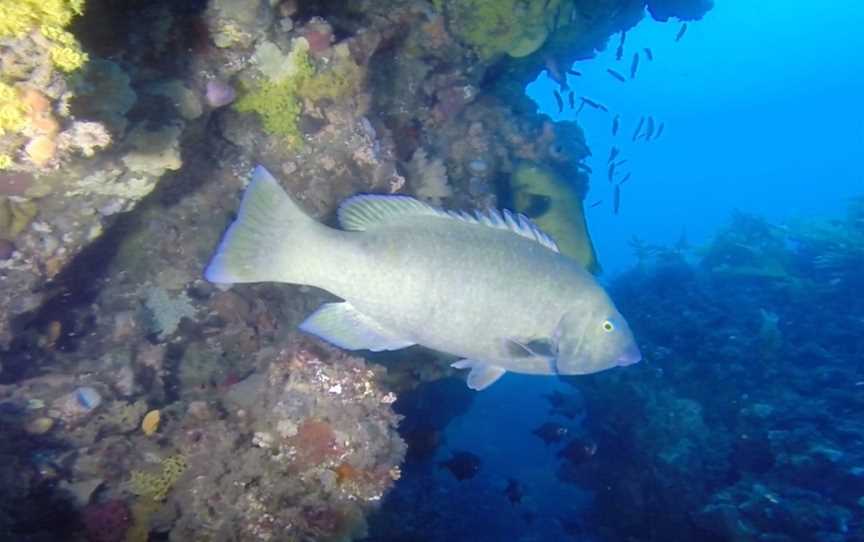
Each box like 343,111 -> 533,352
545,22 -> 688,217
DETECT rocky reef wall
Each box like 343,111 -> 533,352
0,0 -> 713,540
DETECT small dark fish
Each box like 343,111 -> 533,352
580,97 -> 600,109
618,172 -> 632,185
644,116 -> 655,141
675,23 -> 688,42
606,68 -> 626,83
566,69 -> 581,77
553,90 -> 563,113
544,391 -> 567,408
607,146 -> 619,163
575,100 -> 586,115
439,451 -> 481,481
613,184 -> 621,215
558,437 -> 598,465
597,103 -> 609,113
589,200 -> 603,208
654,122 -> 665,140
607,162 -> 616,183
644,47 -> 654,61
545,57 -> 568,91
567,91 -> 575,110
504,478 -> 524,505
632,116 -> 645,141
615,31 -> 626,61
532,422 -> 570,445
611,114 -> 620,136
404,425 -> 442,462
630,52 -> 639,79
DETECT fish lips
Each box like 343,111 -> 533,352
617,344 -> 642,366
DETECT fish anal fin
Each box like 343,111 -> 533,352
300,302 -> 414,352
451,360 -> 506,391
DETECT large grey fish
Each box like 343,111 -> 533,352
206,167 -> 641,390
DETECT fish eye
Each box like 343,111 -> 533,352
602,320 -> 614,332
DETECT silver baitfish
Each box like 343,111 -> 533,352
206,167 -> 641,390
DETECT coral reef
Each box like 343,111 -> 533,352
0,0 -> 719,539
129,454 -> 187,502
407,148 -> 452,204
554,202 -> 864,541
439,0 -> 561,59
82,499 -> 131,542
169,342 -> 405,541
510,158 -> 598,272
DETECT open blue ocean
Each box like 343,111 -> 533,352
0,0 -> 860,540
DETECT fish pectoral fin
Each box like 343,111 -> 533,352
299,302 -> 414,352
451,360 -> 506,391
504,338 -> 556,358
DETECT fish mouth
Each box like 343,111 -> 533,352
617,344 -> 642,366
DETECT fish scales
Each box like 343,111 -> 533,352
206,167 -> 640,390
345,217 -> 592,373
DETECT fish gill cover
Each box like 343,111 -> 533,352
1,0 -> 862,541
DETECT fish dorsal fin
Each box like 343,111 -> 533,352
337,195 -> 438,230
337,195 -> 559,253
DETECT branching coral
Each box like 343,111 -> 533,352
407,148 -> 452,205
0,0 -> 88,72
0,0 -> 101,171
0,82 -> 28,136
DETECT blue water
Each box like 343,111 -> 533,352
528,0 -> 864,275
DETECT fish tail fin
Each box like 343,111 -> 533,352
205,166 -> 329,285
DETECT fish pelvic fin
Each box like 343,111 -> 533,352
205,166 -> 328,285
451,360 -> 506,391
299,302 -> 414,352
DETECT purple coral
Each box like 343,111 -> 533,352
0,172 -> 35,196
82,500 -> 131,542
205,80 -> 236,108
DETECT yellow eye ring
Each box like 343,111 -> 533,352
602,320 -> 614,332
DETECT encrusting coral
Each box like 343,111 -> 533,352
437,0 -> 564,59
0,0 -> 109,172
129,454 -> 187,502
234,36 -> 366,148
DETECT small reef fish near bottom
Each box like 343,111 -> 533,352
206,167 -> 641,391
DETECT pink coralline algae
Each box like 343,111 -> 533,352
205,80 -> 236,108
0,172 -> 35,196
0,239 -> 13,260
82,500 -> 132,542
302,18 -> 334,55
